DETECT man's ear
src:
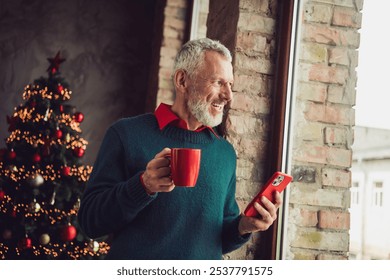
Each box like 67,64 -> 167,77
173,69 -> 188,91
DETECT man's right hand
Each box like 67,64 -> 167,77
141,148 -> 175,193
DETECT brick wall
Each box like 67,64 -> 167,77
287,0 -> 362,259
155,0 -> 189,107
231,0 -> 279,259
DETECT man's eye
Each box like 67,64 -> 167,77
213,80 -> 233,88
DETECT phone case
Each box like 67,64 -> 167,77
243,171 -> 293,217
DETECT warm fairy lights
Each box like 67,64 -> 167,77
6,131 -> 88,151
22,85 -> 71,101
70,121 -> 82,133
0,164 -> 92,226
0,241 -> 110,259
7,134 -> 86,150
0,165 -> 92,184
10,111 -> 81,134
6,131 -> 47,147
68,242 -> 111,259
0,195 -> 11,207
14,107 -> 35,122
0,243 -> 9,259
76,165 -> 92,182
0,196 -> 79,224
53,114 -> 82,133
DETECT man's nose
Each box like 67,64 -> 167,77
221,83 -> 233,102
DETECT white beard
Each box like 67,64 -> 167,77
188,96 -> 223,127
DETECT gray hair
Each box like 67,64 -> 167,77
172,38 -> 232,79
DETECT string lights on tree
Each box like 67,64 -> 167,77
0,51 -> 109,259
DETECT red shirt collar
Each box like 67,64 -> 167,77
154,103 -> 219,138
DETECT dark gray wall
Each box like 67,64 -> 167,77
0,0 -> 157,164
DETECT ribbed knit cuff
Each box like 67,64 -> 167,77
124,171 -> 157,208
237,232 -> 251,242
235,217 -> 252,242
139,172 -> 156,195
222,215 -> 252,255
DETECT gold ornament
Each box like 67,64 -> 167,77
27,173 -> 44,187
8,165 -> 18,172
39,233 -> 50,245
29,199 -> 41,213
88,240 -> 99,253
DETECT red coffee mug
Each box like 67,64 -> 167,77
170,148 -> 201,187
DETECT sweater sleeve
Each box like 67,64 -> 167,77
221,172 -> 251,254
77,126 -> 157,239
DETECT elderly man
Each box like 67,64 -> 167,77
78,38 -> 281,259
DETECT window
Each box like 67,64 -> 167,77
351,182 -> 360,205
372,181 -> 383,207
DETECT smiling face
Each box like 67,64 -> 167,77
186,51 -> 234,128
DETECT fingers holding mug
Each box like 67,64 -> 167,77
142,148 -> 175,193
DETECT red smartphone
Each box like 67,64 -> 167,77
244,171 -> 293,217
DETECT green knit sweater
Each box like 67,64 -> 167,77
78,113 -> 250,259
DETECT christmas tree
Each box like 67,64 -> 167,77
0,52 -> 110,259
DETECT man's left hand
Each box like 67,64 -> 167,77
238,191 -> 282,235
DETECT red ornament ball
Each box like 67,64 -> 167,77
32,153 -> 41,163
61,166 -> 71,176
73,112 -> 84,123
59,105 -> 64,113
55,129 -> 63,139
0,190 -> 5,200
19,237 -> 32,249
57,84 -> 64,93
73,147 -> 85,157
8,150 -> 16,160
60,225 -> 77,242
